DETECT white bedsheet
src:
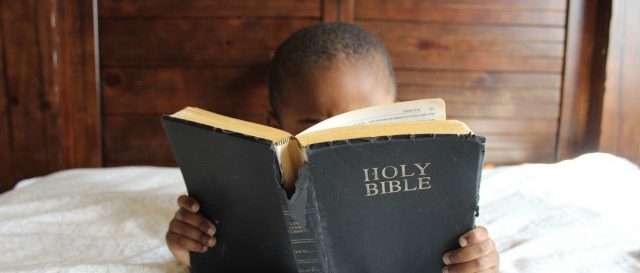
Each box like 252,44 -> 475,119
0,153 -> 638,272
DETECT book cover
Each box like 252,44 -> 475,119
161,99 -> 485,273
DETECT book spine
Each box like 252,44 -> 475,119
282,164 -> 324,272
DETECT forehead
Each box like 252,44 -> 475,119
280,56 -> 395,116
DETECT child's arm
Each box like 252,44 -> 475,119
166,195 -> 217,266
442,226 -> 499,273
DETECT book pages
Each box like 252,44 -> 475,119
298,98 -> 446,135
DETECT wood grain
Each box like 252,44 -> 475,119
99,0 -> 321,18
363,21 -> 566,42
101,67 -> 270,119
0,0 -> 100,192
100,18 -> 318,66
55,0 -> 102,169
600,0 -> 640,164
355,0 -> 566,26
0,0 -> 53,189
398,85 -> 560,104
0,13 -> 11,192
389,52 -> 563,72
363,21 -> 565,57
358,0 -> 567,10
556,0 -> 610,160
396,70 -> 562,89
98,0 -> 569,166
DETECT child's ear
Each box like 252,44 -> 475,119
266,111 -> 282,129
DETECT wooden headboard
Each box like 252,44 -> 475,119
99,0 -> 565,167
5,0 -> 636,192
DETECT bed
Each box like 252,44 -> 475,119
1,153 -> 639,272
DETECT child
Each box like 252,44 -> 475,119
166,23 -> 499,273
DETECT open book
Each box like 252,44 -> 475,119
161,99 -> 485,273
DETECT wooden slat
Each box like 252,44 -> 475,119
362,21 -> 566,42
322,0 -> 340,22
0,0 -> 53,187
355,0 -> 566,26
398,85 -> 560,104
357,0 -> 567,11
447,104 -> 559,119
101,67 -> 270,119
362,21 -> 565,57
483,134 -> 556,151
461,118 -> 558,135
485,149 -> 556,164
99,0 -> 321,18
390,52 -> 564,72
0,14 -> 11,192
100,18 -> 318,66
557,0 -> 609,160
103,115 -> 176,167
53,0 -> 102,168
396,70 -> 562,89
600,0 -> 640,165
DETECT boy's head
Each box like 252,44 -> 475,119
268,22 -> 397,134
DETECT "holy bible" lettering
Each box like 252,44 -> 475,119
362,163 -> 432,197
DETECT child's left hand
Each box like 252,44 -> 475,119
442,226 -> 499,273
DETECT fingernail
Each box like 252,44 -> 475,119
443,254 -> 451,265
202,246 -> 207,252
460,237 -> 468,247
208,238 -> 214,246
442,266 -> 448,273
208,227 -> 215,235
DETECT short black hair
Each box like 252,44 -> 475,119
268,22 -> 396,118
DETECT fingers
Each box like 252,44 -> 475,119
169,219 -> 216,247
477,265 -> 500,273
177,195 -> 200,212
442,226 -> 499,273
442,250 -> 499,273
459,226 -> 489,247
443,238 -> 494,264
175,207 -> 216,236
166,231 -> 211,252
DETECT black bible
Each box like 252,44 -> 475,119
161,99 -> 485,273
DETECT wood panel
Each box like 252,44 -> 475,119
100,1 -> 323,166
356,0 -> 566,164
398,85 -> 560,105
103,115 -> 175,166
100,18 -> 318,66
600,0 -> 640,165
355,0 -> 566,26
102,67 -> 270,122
99,0 -> 321,18
0,0 -> 54,191
99,0 -> 567,166
396,70 -> 562,89
0,0 -> 100,193
361,21 -> 566,72
390,52 -> 563,72
51,0 -> 102,169
557,0 -> 611,160
0,14 -> 11,192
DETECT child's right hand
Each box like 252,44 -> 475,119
166,195 -> 217,266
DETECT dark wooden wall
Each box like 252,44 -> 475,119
99,1 -> 321,166
2,0 -> 635,192
354,0 -> 566,164
98,0 -> 568,167
600,0 -> 640,163
0,0 -> 100,193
